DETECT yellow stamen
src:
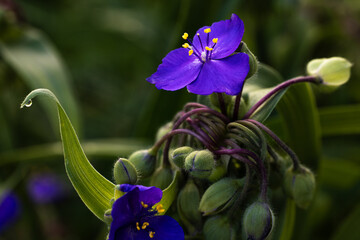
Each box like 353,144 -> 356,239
182,32 -> 188,40
149,231 -> 155,238
212,38 -> 218,43
196,33 -> 200,36
142,222 -> 149,230
188,49 -> 194,56
204,28 -> 211,33
205,46 -> 213,51
136,222 -> 140,231
182,43 -> 190,48
156,204 -> 165,213
141,201 -> 148,208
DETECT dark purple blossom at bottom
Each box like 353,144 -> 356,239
108,184 -> 184,240
0,191 -> 20,233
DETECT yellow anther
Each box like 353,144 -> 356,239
204,28 -> 211,33
149,231 -> 155,238
196,33 -> 200,36
156,204 -> 165,213
205,46 -> 213,51
182,32 -> 188,40
182,43 -> 190,49
141,201 -> 148,208
212,38 -> 218,43
188,49 -> 194,56
142,222 -> 149,230
136,222 -> 140,231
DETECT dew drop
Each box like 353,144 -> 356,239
24,99 -> 32,107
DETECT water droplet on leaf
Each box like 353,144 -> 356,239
24,99 -> 32,107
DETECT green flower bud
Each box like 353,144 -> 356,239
209,93 -> 232,111
307,57 -> 352,88
128,149 -> 156,178
204,215 -> 237,240
177,179 -> 202,232
155,121 -> 173,141
207,155 -> 229,182
200,178 -> 243,216
171,146 -> 194,169
113,158 -> 138,185
240,42 -> 258,79
284,165 -> 316,209
150,167 -> 173,190
184,150 -> 214,179
243,201 -> 275,240
104,209 -> 112,226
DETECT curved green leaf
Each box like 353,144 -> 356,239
21,88 -> 114,221
279,199 -> 296,240
331,203 -> 360,240
1,28 -> 80,131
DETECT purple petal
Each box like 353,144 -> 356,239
109,188 -> 141,237
146,48 -> 202,91
187,53 -> 250,95
146,215 -> 184,240
120,184 -> 163,206
110,225 -> 148,240
192,14 -> 244,59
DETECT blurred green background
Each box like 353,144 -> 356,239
0,0 -> 359,239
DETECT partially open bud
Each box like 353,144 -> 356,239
113,158 -> 137,185
184,150 -> 214,179
177,179 -> 202,232
243,201 -> 275,240
200,178 -> 244,216
104,209 -> 112,226
171,146 -> 194,169
155,121 -> 173,141
128,149 -> 156,178
204,215 -> 237,240
240,42 -> 258,79
150,167 -> 173,190
307,57 -> 352,88
284,165 -> 316,209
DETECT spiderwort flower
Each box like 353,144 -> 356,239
147,14 -> 249,95
108,184 -> 184,240
0,191 -> 20,233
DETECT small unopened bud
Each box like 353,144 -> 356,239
150,167 -> 173,190
128,149 -> 156,178
113,158 -> 137,185
104,209 -> 112,225
284,165 -> 316,209
204,215 -> 237,240
184,150 -> 214,179
243,201 -> 275,240
155,122 -> 173,141
200,178 -> 243,216
307,57 -> 352,88
171,146 -> 194,169
207,155 -> 229,182
240,41 -> 258,79
177,179 -> 202,232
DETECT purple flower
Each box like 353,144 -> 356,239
147,14 -> 249,95
108,184 -> 184,240
0,191 -> 20,233
27,173 -> 67,204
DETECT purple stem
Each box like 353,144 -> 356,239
186,118 -> 216,150
183,102 -> 208,111
217,93 -> 228,116
243,76 -> 320,119
247,119 -> 300,170
232,86 -> 244,121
